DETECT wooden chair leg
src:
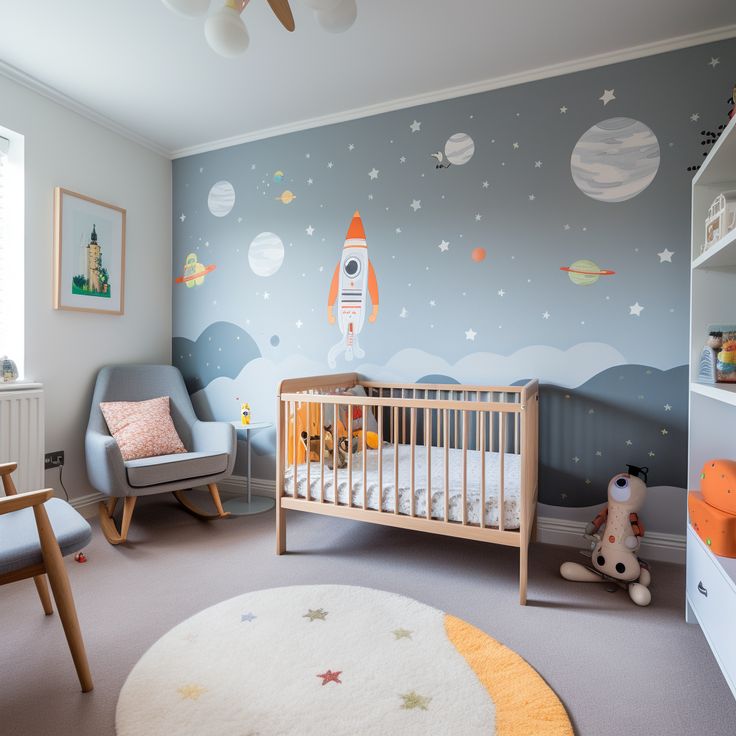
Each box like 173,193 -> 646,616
98,496 -> 137,545
33,574 -> 53,615
33,505 -> 93,692
519,541 -> 528,606
207,483 -> 228,518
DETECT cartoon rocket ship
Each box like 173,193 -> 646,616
327,211 -> 379,368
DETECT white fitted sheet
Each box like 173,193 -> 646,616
283,443 -> 522,529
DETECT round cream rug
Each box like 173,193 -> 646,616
116,585 -> 572,736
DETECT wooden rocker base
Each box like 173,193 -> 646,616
98,496 -> 137,545
172,483 -> 231,521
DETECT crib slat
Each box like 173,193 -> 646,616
443,408 -> 449,522
348,404 -> 353,508
410,406 -> 416,518
292,401 -> 298,499
319,403 -> 325,503
306,401 -> 311,499
394,406 -> 399,514
499,413 -> 506,531
378,404 -> 384,512
362,411 -> 368,511
462,410 -> 468,526
333,403 -> 338,506
480,410 -> 486,529
425,407 -> 431,521
514,410 -> 519,454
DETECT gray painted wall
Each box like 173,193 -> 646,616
172,39 -> 736,529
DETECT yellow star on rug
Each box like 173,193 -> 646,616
178,684 -> 207,700
399,691 -> 431,711
392,628 -> 413,640
303,608 -> 328,622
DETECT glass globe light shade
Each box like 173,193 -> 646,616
316,0 -> 357,33
303,0 -> 342,10
161,0 -> 211,18
205,5 -> 250,57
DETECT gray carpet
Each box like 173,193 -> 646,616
2,492 -> 735,736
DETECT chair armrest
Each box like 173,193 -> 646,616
85,429 -> 129,496
191,420 -> 236,455
0,489 -> 53,515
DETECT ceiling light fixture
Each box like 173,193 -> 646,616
161,0 -> 357,57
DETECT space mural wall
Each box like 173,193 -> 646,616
172,39 -> 736,529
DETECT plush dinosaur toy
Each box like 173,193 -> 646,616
560,465 -> 652,606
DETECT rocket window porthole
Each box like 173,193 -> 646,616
344,258 -> 361,277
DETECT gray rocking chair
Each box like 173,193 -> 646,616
85,365 -> 236,544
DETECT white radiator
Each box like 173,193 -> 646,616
0,384 -> 45,493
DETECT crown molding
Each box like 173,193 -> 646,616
0,58 -> 170,159
172,22 -> 736,159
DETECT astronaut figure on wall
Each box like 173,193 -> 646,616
327,210 -> 379,368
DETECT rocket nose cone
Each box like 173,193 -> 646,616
353,210 -> 360,218
346,210 -> 366,241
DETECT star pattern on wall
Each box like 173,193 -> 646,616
599,89 -> 616,105
629,302 -> 644,316
465,328 -> 477,341
657,248 -> 674,262
438,240 -> 449,252
410,120 -> 422,133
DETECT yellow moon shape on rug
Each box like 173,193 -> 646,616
116,585 -> 572,736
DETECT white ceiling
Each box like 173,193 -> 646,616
1,0 -> 735,157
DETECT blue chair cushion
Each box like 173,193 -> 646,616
125,451 -> 229,488
0,498 -> 92,576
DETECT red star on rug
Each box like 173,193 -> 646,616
317,669 -> 342,686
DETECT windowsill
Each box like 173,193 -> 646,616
0,381 -> 43,391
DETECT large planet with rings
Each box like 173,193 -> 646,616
560,259 -> 615,285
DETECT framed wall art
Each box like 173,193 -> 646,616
53,188 -> 126,314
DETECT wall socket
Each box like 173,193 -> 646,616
44,451 -> 65,470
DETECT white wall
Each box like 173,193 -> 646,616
0,74 -> 172,500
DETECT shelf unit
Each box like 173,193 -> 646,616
687,112 -> 736,701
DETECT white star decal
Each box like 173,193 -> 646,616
465,328 -> 477,341
528,194 -> 536,201
410,199 -> 421,212
295,320 -> 303,328
179,213 -> 186,222
482,180 -> 489,188
625,440 -> 633,446
348,143 -> 355,150
658,248 -> 674,263
497,289 -> 505,296
475,213 -> 482,221
399,307 -> 408,318
599,89 -> 616,105
429,300 -> 436,307
534,161 -> 543,168
263,292 -> 270,300
709,57 -> 720,68
690,113 -> 700,122
327,161 -> 334,168
400,156 -> 406,163
438,240 -> 450,252
573,456 -> 580,463
664,404 -> 672,411
395,227 -> 402,234
661,428 -> 669,435
512,142 -> 519,149
595,450 -> 602,457
542,311 -> 550,319
629,302 -> 644,316
560,105 -> 568,114
368,194 -> 374,200
648,451 -> 656,457
305,225 -> 315,236
307,178 -> 313,185
368,168 -> 379,180
410,120 -> 422,133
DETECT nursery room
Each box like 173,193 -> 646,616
2,0 -> 736,734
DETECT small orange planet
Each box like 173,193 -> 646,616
276,190 -> 296,205
471,247 -> 487,262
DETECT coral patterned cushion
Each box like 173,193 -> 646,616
99,396 -> 187,461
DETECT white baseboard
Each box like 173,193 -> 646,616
223,477 -> 686,564
70,476 -> 685,564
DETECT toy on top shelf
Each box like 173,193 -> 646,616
702,191 -> 736,254
241,402 -> 251,426
696,325 -> 736,384
1,356 -> 18,383
560,465 -> 652,606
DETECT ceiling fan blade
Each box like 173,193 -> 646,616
266,0 -> 295,31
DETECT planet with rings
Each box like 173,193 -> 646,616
560,259 -> 616,285
275,190 -> 296,205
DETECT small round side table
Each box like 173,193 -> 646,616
222,420 -> 275,516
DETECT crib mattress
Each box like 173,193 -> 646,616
283,444 -> 522,530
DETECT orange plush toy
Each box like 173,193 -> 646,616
688,459 -> 736,557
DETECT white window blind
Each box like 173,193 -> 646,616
0,136 -> 9,354
0,128 -> 24,377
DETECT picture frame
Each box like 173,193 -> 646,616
53,187 -> 126,315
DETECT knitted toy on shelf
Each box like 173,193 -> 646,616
560,465 -> 652,606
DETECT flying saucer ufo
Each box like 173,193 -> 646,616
560,259 -> 615,286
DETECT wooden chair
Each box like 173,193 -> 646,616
0,462 -> 93,692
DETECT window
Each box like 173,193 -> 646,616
0,125 -> 24,378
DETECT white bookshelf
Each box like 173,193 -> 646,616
687,112 -> 736,701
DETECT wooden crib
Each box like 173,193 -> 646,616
275,373 -> 539,604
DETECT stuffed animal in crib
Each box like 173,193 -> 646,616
300,427 -> 348,470
560,465 -> 652,606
